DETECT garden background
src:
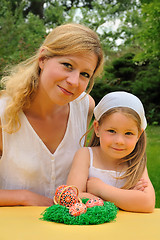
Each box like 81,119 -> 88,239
0,0 -> 159,207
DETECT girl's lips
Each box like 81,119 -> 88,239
112,147 -> 124,151
58,85 -> 73,96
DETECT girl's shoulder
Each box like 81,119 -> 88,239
76,146 -> 90,156
79,146 -> 99,155
88,146 -> 100,154
73,147 -> 90,168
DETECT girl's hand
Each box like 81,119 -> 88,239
87,177 -> 103,196
21,190 -> 53,206
132,178 -> 148,191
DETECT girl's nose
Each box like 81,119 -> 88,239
66,71 -> 79,87
115,134 -> 125,145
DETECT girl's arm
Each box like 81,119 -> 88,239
87,167 -> 155,213
67,147 -> 96,199
0,189 -> 53,206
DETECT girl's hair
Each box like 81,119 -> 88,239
1,23 -> 104,133
88,107 -> 147,190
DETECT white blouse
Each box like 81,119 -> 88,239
0,93 -> 89,198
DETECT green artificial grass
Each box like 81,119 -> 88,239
40,198 -> 118,225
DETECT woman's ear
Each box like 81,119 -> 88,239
38,57 -> 46,70
93,120 -> 100,137
38,48 -> 47,70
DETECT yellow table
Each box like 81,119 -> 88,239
0,207 -> 159,240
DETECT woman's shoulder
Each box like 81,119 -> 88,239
74,92 -> 87,101
73,92 -> 95,118
71,92 -> 90,114
88,94 -> 95,119
0,119 -> 2,155
0,95 -> 8,116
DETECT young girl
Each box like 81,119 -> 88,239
67,91 -> 155,213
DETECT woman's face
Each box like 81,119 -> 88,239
38,53 -> 97,105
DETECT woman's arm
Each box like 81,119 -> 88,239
87,167 -> 155,213
0,189 -> 53,206
67,147 -> 96,199
0,119 -> 53,207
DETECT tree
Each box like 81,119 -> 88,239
91,53 -> 160,124
134,0 -> 160,62
0,0 -> 46,78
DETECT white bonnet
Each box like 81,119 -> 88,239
94,91 -> 147,130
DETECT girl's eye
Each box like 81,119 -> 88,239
80,72 -> 90,79
125,132 -> 133,136
62,62 -> 72,69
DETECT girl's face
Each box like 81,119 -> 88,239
38,53 -> 97,106
94,112 -> 141,162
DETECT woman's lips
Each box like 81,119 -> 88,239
58,86 -> 73,96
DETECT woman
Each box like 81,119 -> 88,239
0,23 -> 104,206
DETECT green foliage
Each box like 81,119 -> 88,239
91,53 -> 160,124
146,125 -> 160,208
0,1 -> 46,77
43,1 -> 66,28
134,1 -> 160,62
112,53 -> 136,80
0,0 -> 159,125
131,61 -> 160,124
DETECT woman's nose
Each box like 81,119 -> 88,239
66,71 -> 79,87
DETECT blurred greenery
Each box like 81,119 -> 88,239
91,53 -> 160,125
0,0 -> 159,122
146,126 -> 160,208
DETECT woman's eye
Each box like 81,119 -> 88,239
81,72 -> 90,79
108,129 -> 115,133
62,62 -> 72,69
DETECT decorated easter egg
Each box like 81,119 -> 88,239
54,185 -> 67,202
86,197 -> 104,208
54,185 -> 79,208
69,203 -> 87,216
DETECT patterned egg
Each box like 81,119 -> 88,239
86,197 -> 104,208
54,185 -> 79,208
69,203 -> 87,216
54,185 -> 67,202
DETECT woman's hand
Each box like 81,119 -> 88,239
0,189 -> 53,206
21,190 -> 53,206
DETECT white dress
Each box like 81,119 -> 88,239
0,93 -> 89,198
88,147 -> 126,188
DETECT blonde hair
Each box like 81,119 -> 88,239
1,23 -> 104,133
88,107 -> 147,189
